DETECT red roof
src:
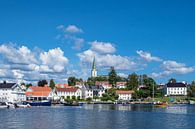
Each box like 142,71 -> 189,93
116,82 -> 127,86
55,84 -> 71,88
26,86 -> 52,97
95,81 -> 109,85
56,87 -> 79,92
116,90 -> 134,94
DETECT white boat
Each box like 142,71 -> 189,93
0,102 -> 8,109
189,100 -> 195,104
16,103 -> 31,108
6,102 -> 15,109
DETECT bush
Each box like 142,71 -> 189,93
86,97 -> 92,102
72,96 -> 76,100
77,96 -> 80,100
66,96 -> 70,99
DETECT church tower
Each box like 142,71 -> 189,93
91,57 -> 97,77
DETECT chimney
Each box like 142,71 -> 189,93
3,81 -> 6,84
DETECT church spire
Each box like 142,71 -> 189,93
92,57 -> 96,70
91,57 -> 97,77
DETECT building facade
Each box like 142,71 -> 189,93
56,87 -> 82,99
116,82 -> 127,89
82,85 -> 105,99
0,82 -> 26,103
165,82 -> 187,96
26,86 -> 54,101
95,81 -> 112,90
116,90 -> 134,101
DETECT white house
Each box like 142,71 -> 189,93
82,85 -> 105,99
56,87 -> 82,99
95,81 -> 112,90
165,82 -> 187,96
75,82 -> 84,88
0,81 -> 26,103
116,82 -> 127,89
116,90 -> 134,101
26,86 -> 55,101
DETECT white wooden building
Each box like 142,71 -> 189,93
0,81 -> 26,103
116,90 -> 134,101
165,82 -> 187,96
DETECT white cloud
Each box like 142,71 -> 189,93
71,37 -> 85,50
65,25 -> 83,33
90,41 -> 116,54
151,60 -> 195,78
162,60 -> 194,74
0,44 -> 70,82
57,24 -> 85,50
58,25 -> 83,33
78,48 -> 137,71
40,47 -> 69,73
0,44 -> 38,64
136,50 -> 162,62
12,70 -> 24,79
118,73 -> 128,78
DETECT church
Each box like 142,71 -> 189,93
91,57 -> 97,77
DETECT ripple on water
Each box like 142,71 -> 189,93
0,104 -> 195,129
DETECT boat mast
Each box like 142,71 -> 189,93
152,81 -> 154,102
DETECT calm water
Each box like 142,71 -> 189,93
1,104 -> 195,129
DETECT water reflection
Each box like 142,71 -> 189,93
165,105 -> 188,114
83,104 -> 155,112
1,105 -> 195,129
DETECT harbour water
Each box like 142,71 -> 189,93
1,104 -> 195,129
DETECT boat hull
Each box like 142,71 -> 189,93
27,101 -> 51,106
189,100 -> 195,104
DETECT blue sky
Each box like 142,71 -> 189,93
0,0 -> 195,84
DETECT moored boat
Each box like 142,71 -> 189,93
27,100 -> 51,106
0,102 -> 8,109
63,101 -> 83,106
16,102 -> 31,108
189,100 -> 195,104
153,102 -> 168,108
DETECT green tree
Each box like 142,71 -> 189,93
86,97 -> 92,103
188,81 -> 195,97
101,88 -> 118,101
26,83 -> 32,89
116,76 -> 127,82
72,96 -> 76,100
168,78 -> 177,83
66,96 -> 70,100
86,76 -> 108,86
108,67 -> 117,87
38,80 -> 48,87
49,79 -> 55,89
68,77 -> 77,86
86,77 -> 96,86
77,96 -> 80,100
126,73 -> 139,90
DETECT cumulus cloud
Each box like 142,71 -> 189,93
57,24 -> 85,50
136,50 -> 162,62
78,42 -> 137,71
57,25 -> 83,33
0,44 -> 38,64
151,60 -> 195,78
0,44 -> 70,82
90,41 -> 116,54
65,25 -> 83,33
40,48 -> 69,73
118,73 -> 128,78
162,60 -> 194,74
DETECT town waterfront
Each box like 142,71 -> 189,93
1,104 -> 195,129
